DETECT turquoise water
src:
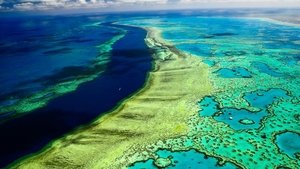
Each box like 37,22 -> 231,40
275,132 -> 300,159
162,17 -> 300,60
198,97 -> 266,130
203,60 -> 216,67
123,14 -> 300,168
123,17 -> 299,72
251,61 -> 283,77
130,149 -> 239,169
198,96 -> 218,117
198,89 -> 291,130
215,108 -> 267,130
243,89 -> 289,108
216,67 -> 252,78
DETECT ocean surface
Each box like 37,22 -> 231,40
0,10 -> 299,168
0,16 -> 112,108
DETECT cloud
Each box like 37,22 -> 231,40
0,0 -> 299,11
2,0 -> 104,11
0,0 -> 169,11
13,2 -> 35,10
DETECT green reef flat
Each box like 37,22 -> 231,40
11,16 -> 300,169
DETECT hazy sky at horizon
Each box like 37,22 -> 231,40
0,0 -> 299,12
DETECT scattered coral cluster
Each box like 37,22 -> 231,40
121,17 -> 300,169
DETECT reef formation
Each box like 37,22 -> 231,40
9,16 -> 300,169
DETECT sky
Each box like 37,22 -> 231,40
0,0 -> 300,12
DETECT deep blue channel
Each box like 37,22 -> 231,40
0,23 -> 152,168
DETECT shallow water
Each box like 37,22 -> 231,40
122,13 -> 300,169
275,132 -> 300,159
130,149 -> 239,169
216,67 -> 252,78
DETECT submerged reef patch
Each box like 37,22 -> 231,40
275,131 -> 300,160
198,88 -> 291,130
43,47 -> 72,55
212,32 -> 237,37
129,149 -> 240,169
203,32 -> 237,39
223,50 -> 247,57
203,60 -> 216,67
214,108 -> 267,130
251,61 -> 283,77
243,88 -> 289,108
198,96 -> 218,117
198,96 -> 267,130
216,67 -> 252,78
199,89 -> 289,130
117,16 -> 300,169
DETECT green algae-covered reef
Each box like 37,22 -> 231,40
11,27 -> 212,168
120,18 -> 300,168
